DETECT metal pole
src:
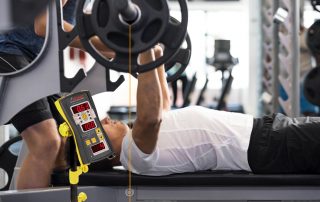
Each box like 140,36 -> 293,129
272,1 -> 280,113
0,77 -> 7,108
70,138 -> 78,202
277,0 -> 301,117
0,125 -> 9,189
0,0 -> 11,32
290,0 -> 300,117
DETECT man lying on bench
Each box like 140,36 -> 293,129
94,46 -> 320,176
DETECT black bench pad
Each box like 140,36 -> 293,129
51,170 -> 320,187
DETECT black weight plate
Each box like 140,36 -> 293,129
165,31 -> 191,82
91,0 -> 169,54
76,0 -> 188,74
304,66 -> 320,106
307,20 -> 320,56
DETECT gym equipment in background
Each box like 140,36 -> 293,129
0,0 -> 123,125
0,136 -> 21,191
196,75 -> 209,106
304,8 -> 320,113
182,73 -> 197,107
260,0 -> 301,117
307,20 -> 320,61
304,67 -> 320,106
164,18 -> 192,83
311,0 -> 320,12
206,39 -> 242,112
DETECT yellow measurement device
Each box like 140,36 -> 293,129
55,91 -> 115,166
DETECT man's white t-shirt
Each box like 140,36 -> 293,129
120,106 -> 254,176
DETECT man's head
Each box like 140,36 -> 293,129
100,117 -> 130,157
63,117 -> 129,171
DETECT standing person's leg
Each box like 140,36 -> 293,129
1,53 -> 63,189
11,99 -> 62,189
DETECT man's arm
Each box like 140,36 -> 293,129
132,49 -> 162,154
34,8 -> 115,58
154,46 -> 171,111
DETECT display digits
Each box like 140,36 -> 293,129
72,102 -> 90,114
91,142 -> 106,153
81,121 -> 96,132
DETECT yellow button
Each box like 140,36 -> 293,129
91,138 -> 97,143
98,134 -> 104,141
85,140 -> 91,145
95,128 -> 101,134
81,113 -> 88,121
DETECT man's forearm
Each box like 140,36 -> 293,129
156,66 -> 171,111
133,49 -> 162,154
154,46 -> 171,111
136,50 -> 162,123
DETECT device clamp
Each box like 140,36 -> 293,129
78,192 -> 88,202
69,165 -> 89,185
58,122 -> 73,137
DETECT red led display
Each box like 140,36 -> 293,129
81,121 -> 96,132
71,102 -> 90,114
91,142 -> 105,153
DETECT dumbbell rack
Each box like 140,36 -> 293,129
261,0 -> 300,117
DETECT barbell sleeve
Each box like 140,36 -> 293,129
115,0 -> 139,24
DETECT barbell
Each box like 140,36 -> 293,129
76,0 -> 189,75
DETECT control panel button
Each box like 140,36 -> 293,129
95,128 -> 101,134
91,137 -> 97,144
81,113 -> 88,121
98,134 -> 104,141
85,139 -> 91,145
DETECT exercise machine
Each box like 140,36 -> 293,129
0,0 -> 125,126
0,0 -> 190,126
206,39 -> 244,113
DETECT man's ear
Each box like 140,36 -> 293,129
100,118 -> 106,124
101,117 -> 111,125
